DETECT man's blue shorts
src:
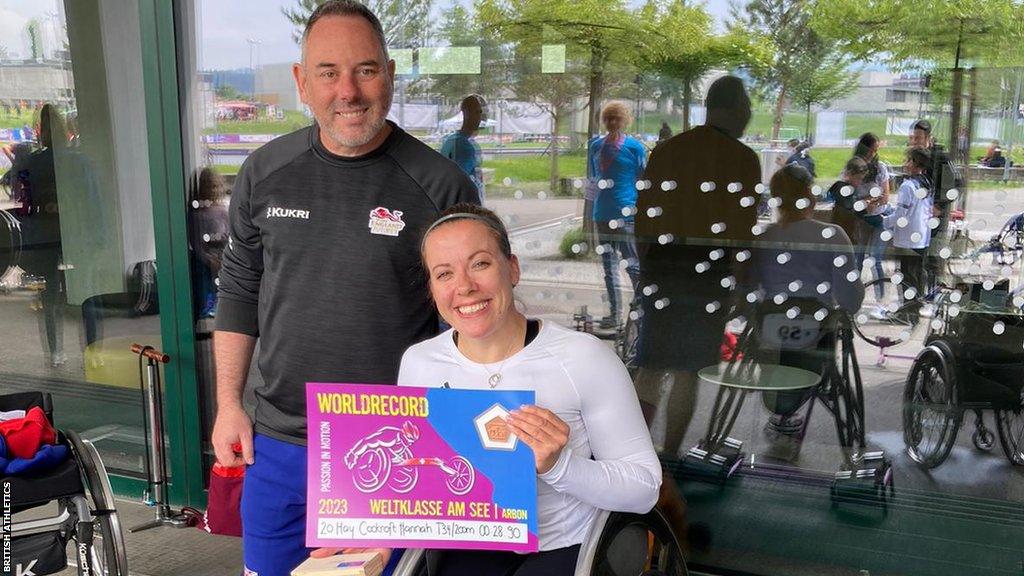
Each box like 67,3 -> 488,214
241,433 -> 402,576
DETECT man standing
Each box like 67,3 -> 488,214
441,94 -> 487,203
211,2 -> 478,575
634,76 -> 761,456
909,119 -> 962,286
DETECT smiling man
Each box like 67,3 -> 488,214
210,2 -> 478,575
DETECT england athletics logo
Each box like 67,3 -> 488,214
368,206 -> 406,237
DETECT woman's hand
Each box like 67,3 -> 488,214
506,405 -> 570,474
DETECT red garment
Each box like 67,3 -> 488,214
0,407 -> 57,459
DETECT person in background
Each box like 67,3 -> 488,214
189,167 -> 229,318
658,121 -> 672,143
882,148 -> 934,321
441,94 -> 487,203
588,101 -> 646,329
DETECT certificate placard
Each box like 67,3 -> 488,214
305,383 -> 538,552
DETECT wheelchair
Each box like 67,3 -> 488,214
391,508 -> 687,576
902,299 -> 1024,468
720,299 -> 893,507
4,391 -> 128,576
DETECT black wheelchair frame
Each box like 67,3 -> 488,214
5,392 -> 128,576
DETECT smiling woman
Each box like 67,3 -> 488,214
395,203 -> 662,575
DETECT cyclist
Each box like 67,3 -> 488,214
344,421 -> 420,470
397,203 -> 661,575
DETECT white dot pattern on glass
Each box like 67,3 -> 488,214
853,200 -> 866,212
695,261 -> 710,273
880,230 -> 893,242
655,298 -> 670,310
609,219 -> 622,229
573,178 -> 584,189
709,249 -> 725,261
788,280 -> 802,292
896,217 -> 909,228
821,227 -> 835,239
817,282 -> 830,294
705,301 -> 721,313
892,272 -> 904,284
746,291 -> 760,303
914,188 -> 928,200
721,276 -> 735,288
846,271 -> 859,282
814,309 -> 828,321
811,185 -> 822,196
795,198 -> 810,210
994,322 -> 1006,335
773,293 -> 788,305
711,222 -> 726,234
598,179 -> 608,190
939,247 -> 952,259
736,250 -> 750,262
728,182 -> 742,193
910,232 -> 922,243
503,177 -> 513,186
869,187 -> 881,198
752,224 -> 764,236
946,189 -> 960,200
514,190 -> 523,200
643,284 -> 659,296
658,234 -> 674,245
192,200 -> 200,209
833,255 -> 847,267
622,206 -> 637,217
646,207 -> 663,218
700,181 -> 716,192
840,186 -> 854,197
203,233 -> 211,242
928,218 -> 940,229
661,180 -> 677,191
537,191 -> 548,200
786,307 -> 799,319
777,252 -> 791,264
740,196 -> 755,207
950,291 -> 962,303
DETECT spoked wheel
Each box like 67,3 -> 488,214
0,209 -> 22,279
586,509 -> 688,576
854,277 -> 921,349
903,343 -> 962,468
996,408 -> 1024,465
66,431 -> 128,576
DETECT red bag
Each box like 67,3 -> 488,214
184,444 -> 245,537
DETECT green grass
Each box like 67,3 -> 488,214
202,110 -> 311,135
0,109 -> 35,130
482,151 -> 586,185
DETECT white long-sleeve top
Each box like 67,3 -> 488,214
883,177 -> 933,250
397,320 -> 661,551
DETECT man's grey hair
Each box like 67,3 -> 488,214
300,0 -> 390,63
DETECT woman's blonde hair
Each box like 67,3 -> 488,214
601,101 -> 633,130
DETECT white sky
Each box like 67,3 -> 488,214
1,0 -> 732,70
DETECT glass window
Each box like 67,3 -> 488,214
179,1 -> 1024,573
1,0 -> 158,478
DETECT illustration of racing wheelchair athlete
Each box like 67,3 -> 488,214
345,421 -> 475,495
680,299 -> 894,510
903,281 -> 1024,468
4,391 -> 128,575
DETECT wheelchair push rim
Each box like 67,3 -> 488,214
66,430 -> 129,575
996,408 -> 1024,465
903,344 -> 962,469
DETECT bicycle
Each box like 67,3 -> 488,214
947,211 -> 1024,277
853,277 -> 962,366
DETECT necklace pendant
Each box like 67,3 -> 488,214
488,373 -> 502,388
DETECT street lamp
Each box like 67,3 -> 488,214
246,37 -> 262,101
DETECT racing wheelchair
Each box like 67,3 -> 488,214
392,507 -> 688,576
902,284 -> 1024,468
4,391 -> 128,575
681,298 -> 893,508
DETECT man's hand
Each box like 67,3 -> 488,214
212,404 -> 254,466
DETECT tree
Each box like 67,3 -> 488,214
423,4 -> 510,109
636,0 -> 752,132
729,0 -> 823,139
787,38 -> 859,136
215,84 -> 245,101
478,0 -> 658,140
282,0 -> 433,49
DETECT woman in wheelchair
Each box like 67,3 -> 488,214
746,165 -> 865,434
370,203 -> 662,575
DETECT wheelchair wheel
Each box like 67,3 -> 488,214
587,510 -> 687,576
616,310 -> 640,378
903,343 -> 962,468
66,430 -> 128,576
0,209 -> 22,278
995,408 -> 1024,465
854,277 -> 919,349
